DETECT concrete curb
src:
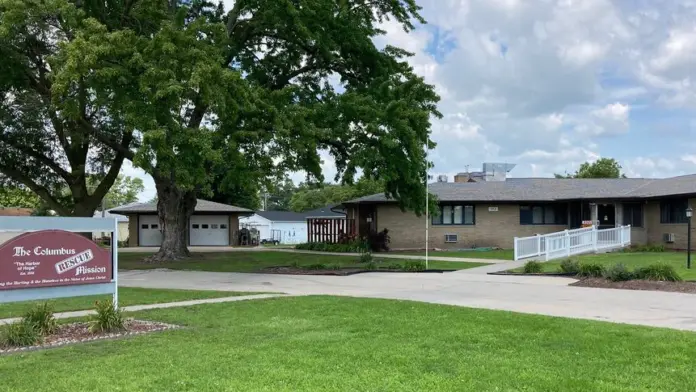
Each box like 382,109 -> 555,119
0,293 -> 288,325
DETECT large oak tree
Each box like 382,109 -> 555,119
52,0 -> 441,261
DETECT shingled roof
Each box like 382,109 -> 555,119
110,199 -> 252,214
345,175 -> 696,204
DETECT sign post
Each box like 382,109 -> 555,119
0,217 -> 118,308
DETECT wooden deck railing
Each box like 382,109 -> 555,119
307,218 -> 356,244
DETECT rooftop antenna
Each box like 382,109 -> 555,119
465,164 -> 470,174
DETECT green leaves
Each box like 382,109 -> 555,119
556,158 -> 626,179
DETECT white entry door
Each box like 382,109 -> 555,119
190,216 -> 229,246
139,215 -> 162,246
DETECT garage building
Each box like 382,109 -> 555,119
110,199 -> 252,247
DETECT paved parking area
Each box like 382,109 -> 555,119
120,268 -> 696,332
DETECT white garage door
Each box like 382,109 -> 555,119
139,215 -> 162,247
190,216 -> 229,246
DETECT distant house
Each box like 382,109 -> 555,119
92,210 -> 129,242
0,207 -> 33,217
239,211 -> 310,244
110,199 -> 252,247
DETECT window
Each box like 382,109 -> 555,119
520,204 -> 568,225
211,224 -> 219,229
660,199 -> 689,224
192,224 -> 200,229
445,234 -> 458,243
622,203 -> 643,227
141,224 -> 149,229
220,224 -> 227,229
201,224 -> 209,229
431,204 -> 475,225
151,224 -> 158,230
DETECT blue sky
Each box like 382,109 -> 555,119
127,0 -> 696,201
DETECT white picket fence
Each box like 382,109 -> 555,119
513,225 -> 631,261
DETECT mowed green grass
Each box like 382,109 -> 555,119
0,287 -> 251,319
3,296 -> 696,391
118,251 -> 488,272
396,249 -> 513,260
515,252 -> 696,280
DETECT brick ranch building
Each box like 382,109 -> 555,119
342,171 -> 696,251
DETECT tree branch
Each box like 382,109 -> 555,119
77,117 -> 135,160
91,131 -> 134,202
0,136 -> 72,181
0,163 -> 70,216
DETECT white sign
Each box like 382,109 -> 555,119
488,207 -> 499,212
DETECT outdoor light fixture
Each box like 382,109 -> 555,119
687,207 -> 693,269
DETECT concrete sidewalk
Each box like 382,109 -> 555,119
0,293 -> 286,325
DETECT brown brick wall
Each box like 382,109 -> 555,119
127,215 -> 138,247
376,204 -> 567,249
644,198 -> 696,250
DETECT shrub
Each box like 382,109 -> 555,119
624,244 -> 665,253
2,321 -> 41,347
367,229 -> 391,252
364,262 -> 377,271
578,262 -> 606,278
305,263 -> 327,270
359,251 -> 374,264
635,264 -> 682,282
604,264 -> 635,282
89,300 -> 125,333
558,259 -> 580,274
23,302 -> 57,336
328,264 -> 342,270
403,261 -> 426,272
523,261 -> 543,274
295,240 -> 367,253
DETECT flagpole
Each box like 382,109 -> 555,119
425,159 -> 429,270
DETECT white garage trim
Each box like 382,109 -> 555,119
190,215 -> 229,246
138,215 -> 162,247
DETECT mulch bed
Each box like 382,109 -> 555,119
1,319 -> 179,354
261,266 -> 456,276
571,278 -> 696,294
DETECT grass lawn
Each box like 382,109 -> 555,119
3,296 -> 696,391
514,251 -> 696,280
0,287 -> 251,319
396,248 -> 513,260
118,251 -> 488,272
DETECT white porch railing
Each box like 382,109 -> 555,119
514,225 -> 631,261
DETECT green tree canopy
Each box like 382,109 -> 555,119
0,185 -> 41,208
89,174 -> 145,210
0,0 -> 162,216
51,0 -> 440,261
555,158 -> 627,179
289,177 -> 383,212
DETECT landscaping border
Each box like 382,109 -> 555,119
261,267 -> 457,276
1,319 -> 180,355
487,272 -> 577,277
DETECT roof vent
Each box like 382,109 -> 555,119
437,175 -> 448,183
482,163 -> 516,182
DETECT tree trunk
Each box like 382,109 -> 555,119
147,176 -> 197,262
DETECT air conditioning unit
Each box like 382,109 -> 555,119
445,234 -> 458,243
664,233 -> 675,243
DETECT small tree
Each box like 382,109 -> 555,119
555,158 -> 626,179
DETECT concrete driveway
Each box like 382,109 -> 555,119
120,268 -> 696,332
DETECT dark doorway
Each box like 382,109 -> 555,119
569,202 -> 592,229
597,203 -> 616,229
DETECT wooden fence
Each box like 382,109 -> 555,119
307,218 -> 356,244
